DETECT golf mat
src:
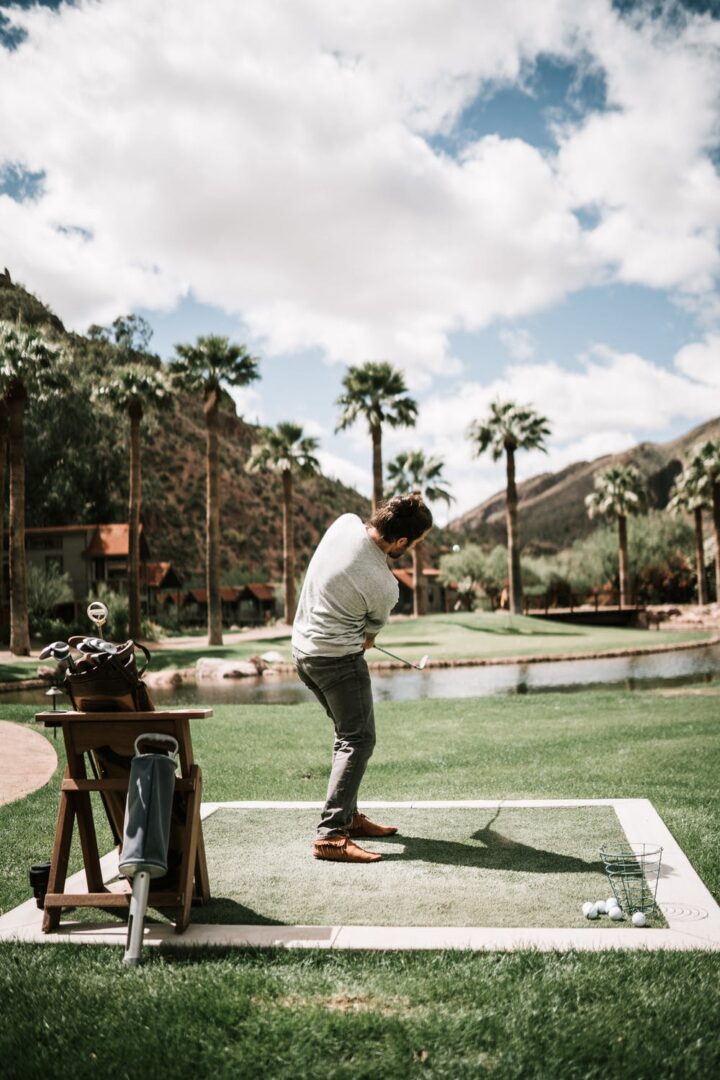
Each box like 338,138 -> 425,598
195,805 -> 666,928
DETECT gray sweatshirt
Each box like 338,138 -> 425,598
292,514 -> 399,656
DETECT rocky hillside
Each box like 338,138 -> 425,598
452,417 -> 720,552
0,272 -> 369,582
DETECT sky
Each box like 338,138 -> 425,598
1,0 -> 720,521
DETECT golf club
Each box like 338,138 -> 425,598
70,636 -> 118,656
38,640 -> 77,672
374,645 -> 429,670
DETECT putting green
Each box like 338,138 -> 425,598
196,806 -> 665,928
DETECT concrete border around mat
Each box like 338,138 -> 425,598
1,799 -> 718,952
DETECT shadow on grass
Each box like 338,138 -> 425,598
194,898 -> 286,925
380,812 -> 603,874
442,620 -> 583,639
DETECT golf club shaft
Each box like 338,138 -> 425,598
374,645 -> 419,669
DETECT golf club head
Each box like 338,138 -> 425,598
69,636 -> 118,655
417,655 -> 429,670
39,641 -> 70,662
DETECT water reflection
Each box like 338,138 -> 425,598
6,643 -> 719,708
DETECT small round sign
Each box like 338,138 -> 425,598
87,601 -> 108,628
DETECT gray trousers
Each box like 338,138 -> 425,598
293,650 -> 376,838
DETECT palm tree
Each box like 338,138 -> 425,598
467,401 -> 550,614
171,335 -> 260,645
247,422 -> 320,623
667,455 -> 711,605
694,439 -> 720,602
0,322 -> 65,654
585,464 -> 647,607
335,362 -> 418,512
385,450 -> 453,616
94,365 -> 174,638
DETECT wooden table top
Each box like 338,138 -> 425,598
35,708 -> 213,726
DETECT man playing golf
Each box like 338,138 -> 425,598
293,493 -> 433,863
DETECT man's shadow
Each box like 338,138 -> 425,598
379,809 -> 604,874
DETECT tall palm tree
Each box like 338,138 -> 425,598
667,455 -> 711,605
247,422 -> 320,624
335,361 -> 418,513
94,365 -> 174,638
385,450 -> 453,616
0,322 -> 65,654
171,335 -> 260,645
585,464 -> 647,607
694,439 -> 720,602
467,401 -> 550,615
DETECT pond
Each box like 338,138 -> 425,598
7,642 -> 720,709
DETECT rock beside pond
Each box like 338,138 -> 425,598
196,656 -> 267,680
260,650 -> 285,664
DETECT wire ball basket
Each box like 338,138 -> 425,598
600,843 -> 663,916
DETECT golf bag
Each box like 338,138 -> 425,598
119,734 -> 179,965
65,640 -> 154,712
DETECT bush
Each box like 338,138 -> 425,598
26,564 -> 74,633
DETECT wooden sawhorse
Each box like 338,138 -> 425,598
36,708 -> 212,934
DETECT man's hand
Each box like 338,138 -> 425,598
362,634 -> 376,651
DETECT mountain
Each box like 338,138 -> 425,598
1,273 -> 369,582
451,418 -> 720,552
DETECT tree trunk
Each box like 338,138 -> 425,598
617,513 -> 629,607
128,401 -> 143,640
0,404 -> 6,629
371,423 -> 383,513
713,481 -> 720,604
8,386 -> 30,655
694,506 -> 708,606
205,389 -> 223,646
282,468 -> 295,624
412,542 -> 427,617
505,445 -> 523,615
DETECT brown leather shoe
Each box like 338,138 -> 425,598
348,812 -> 398,838
313,836 -> 382,863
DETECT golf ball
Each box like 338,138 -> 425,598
595,900 -> 607,914
584,904 -> 599,920
609,906 -> 624,921
632,911 -> 647,927
607,897 -> 618,910
581,902 -> 594,916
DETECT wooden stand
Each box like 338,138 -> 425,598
36,708 -> 212,934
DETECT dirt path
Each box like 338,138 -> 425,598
0,721 -> 57,806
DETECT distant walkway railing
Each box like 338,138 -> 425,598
522,591 -> 642,616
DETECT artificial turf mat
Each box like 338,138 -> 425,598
195,805 -> 662,928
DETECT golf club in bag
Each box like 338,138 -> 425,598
119,734 -> 179,966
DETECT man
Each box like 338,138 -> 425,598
292,492 -> 433,863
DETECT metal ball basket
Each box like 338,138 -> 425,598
600,842 -> 663,916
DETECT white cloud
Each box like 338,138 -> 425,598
387,346 -> 719,515
0,0 -> 717,380
316,449 -> 371,496
674,335 -> 720,388
229,385 -> 264,424
499,327 -> 535,361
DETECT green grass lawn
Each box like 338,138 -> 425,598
198,805 -> 644,928
1,688 -> 719,1077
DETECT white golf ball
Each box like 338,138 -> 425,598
584,904 -> 599,920
607,897 -> 618,910
632,911 -> 647,927
595,900 -> 607,914
581,902 -> 595,916
609,906 -> 624,921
